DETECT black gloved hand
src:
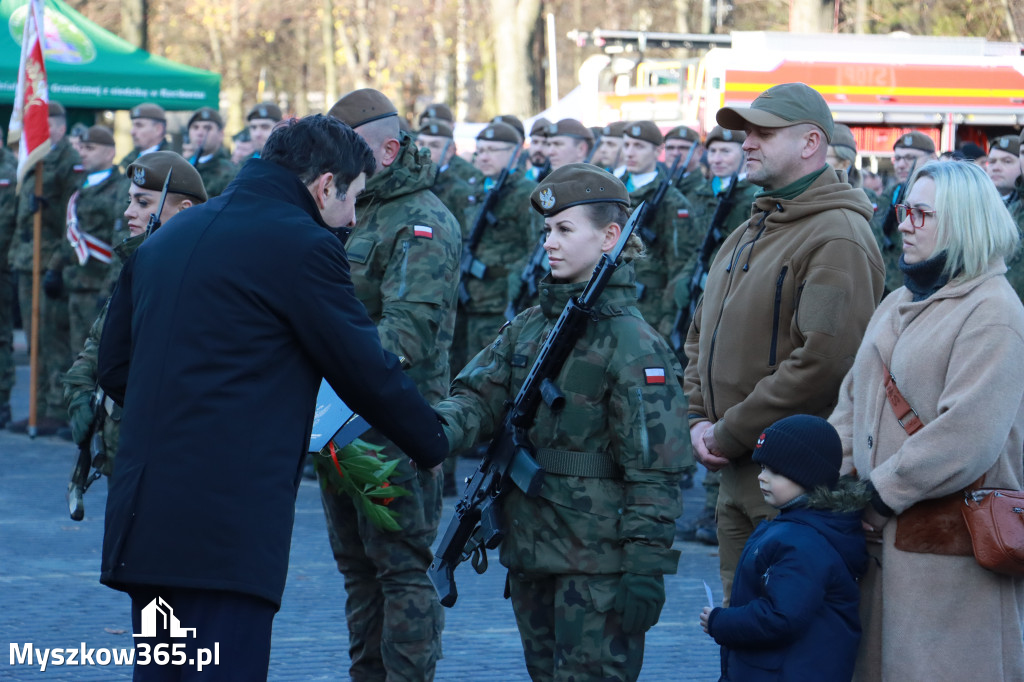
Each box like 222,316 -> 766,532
43,269 -> 64,299
613,573 -> 666,635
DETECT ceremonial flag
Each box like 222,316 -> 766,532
9,0 -> 49,188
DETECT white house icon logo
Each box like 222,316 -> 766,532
133,597 -> 197,638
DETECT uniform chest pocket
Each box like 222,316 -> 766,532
345,236 -> 377,265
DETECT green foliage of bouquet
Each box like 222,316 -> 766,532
314,438 -> 408,532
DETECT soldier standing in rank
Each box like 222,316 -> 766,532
619,120 -> 697,337
8,101 -> 84,436
118,103 -> 170,171
418,102 -> 482,188
416,119 -> 473,228
184,107 -> 238,198
544,119 -> 594,172
525,117 -> 551,182
326,89 -> 461,682
491,115 -> 529,172
664,126 -> 706,210
63,152 -> 207,474
0,125 -> 17,428
985,135 -> 1021,207
997,132 -> 1024,301
436,164 -> 692,682
593,120 -> 628,176
828,123 -> 883,231
244,101 -> 283,161
56,126 -> 130,358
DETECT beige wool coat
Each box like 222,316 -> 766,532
830,260 -> 1024,681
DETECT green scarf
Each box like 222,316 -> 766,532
756,165 -> 828,201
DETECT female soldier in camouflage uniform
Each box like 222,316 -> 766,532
436,164 -> 692,682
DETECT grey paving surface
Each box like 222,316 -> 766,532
1,333 -> 724,680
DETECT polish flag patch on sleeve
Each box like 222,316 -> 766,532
677,208 -> 689,219
644,367 -> 666,384
413,225 -> 434,239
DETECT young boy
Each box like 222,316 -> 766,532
699,414 -> 870,682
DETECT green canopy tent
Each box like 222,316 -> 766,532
0,0 -> 219,112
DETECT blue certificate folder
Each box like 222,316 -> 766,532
308,378 -> 370,454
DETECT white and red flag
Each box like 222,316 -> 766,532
9,0 -> 49,188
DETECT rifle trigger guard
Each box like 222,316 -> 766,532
471,545 -> 488,574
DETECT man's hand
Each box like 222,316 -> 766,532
690,421 -> 730,472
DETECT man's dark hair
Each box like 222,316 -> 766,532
262,114 -> 375,195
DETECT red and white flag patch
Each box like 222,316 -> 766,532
413,225 -> 433,239
677,208 -> 689,219
644,367 -> 666,384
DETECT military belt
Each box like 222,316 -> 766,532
535,448 -> 619,479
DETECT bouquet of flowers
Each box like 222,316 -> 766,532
313,438 -> 408,531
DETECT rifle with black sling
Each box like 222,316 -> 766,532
670,168 -> 740,352
505,234 -> 548,320
429,201 -> 648,607
145,168 -> 173,238
66,388 -> 108,521
459,144 -> 523,306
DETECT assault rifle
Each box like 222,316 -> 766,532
670,169 -> 740,352
636,153 -> 682,247
879,159 -> 916,251
66,388 -> 108,521
144,169 -> 173,238
459,144 -> 523,306
505,235 -> 548,320
429,201 -> 648,607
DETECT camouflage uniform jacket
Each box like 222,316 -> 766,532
0,147 -> 17,267
61,233 -> 144,473
674,170 -> 706,222
346,137 -> 461,407
462,171 -> 542,314
10,138 -> 84,272
1003,175 -> 1024,301
448,154 -> 483,188
624,168 -> 698,335
55,169 -> 131,291
437,264 -> 691,576
430,167 -> 473,234
118,139 -> 171,172
194,147 -> 238,198
870,182 -> 905,294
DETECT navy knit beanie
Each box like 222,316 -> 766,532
752,415 -> 842,491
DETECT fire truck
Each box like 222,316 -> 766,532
568,29 -> 1024,159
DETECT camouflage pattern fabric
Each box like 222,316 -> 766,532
318,134 -> 461,681
117,139 -> 171,172
429,167 -> 473,234
447,153 -> 483,188
870,183 -> 904,294
1004,177 -> 1024,302
194,148 -> 237,198
0,146 -> 17,405
674,170 -> 706,221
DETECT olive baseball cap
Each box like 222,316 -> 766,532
705,126 -> 745,146
530,163 -> 629,216
127,151 -> 208,203
247,102 -> 282,122
80,125 -> 115,147
717,82 -> 834,143
188,107 -> 223,130
664,126 -> 701,144
622,120 -> 663,147
831,123 -> 857,154
990,135 -> 1020,157
477,122 -> 521,145
529,117 -> 552,138
893,131 -> 935,154
130,103 -> 166,122
547,118 -> 594,142
328,89 -> 398,129
492,114 -> 525,138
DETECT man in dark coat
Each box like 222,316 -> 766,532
97,114 -> 449,680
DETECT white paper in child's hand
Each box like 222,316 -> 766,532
703,580 -> 714,608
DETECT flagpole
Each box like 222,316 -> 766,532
28,161 -> 43,438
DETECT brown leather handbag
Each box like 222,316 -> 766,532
962,488 -> 1024,576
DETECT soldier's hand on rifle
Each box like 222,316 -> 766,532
614,573 -> 666,634
43,269 -> 64,299
68,394 -> 95,445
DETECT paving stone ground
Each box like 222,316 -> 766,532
1,333 -> 724,680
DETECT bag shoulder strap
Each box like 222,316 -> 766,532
881,361 -> 924,435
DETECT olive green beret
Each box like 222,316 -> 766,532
831,123 -> 857,153
623,120 -> 663,147
717,82 -> 834,143
893,131 -> 935,153
547,118 -> 594,142
328,89 -> 398,129
130,103 -> 166,122
529,117 -> 552,138
477,122 -> 521,145
127,151 -> 208,203
419,119 -> 454,139
48,101 -> 65,117
530,163 -> 629,216
492,114 -> 524,138
990,135 -> 1020,157
80,125 -> 115,147
664,125 -> 701,143
421,103 -> 454,123
601,121 -> 629,138
247,102 -> 282,122
188,107 -> 223,130
705,126 -> 746,146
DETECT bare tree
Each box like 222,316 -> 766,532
490,0 -> 543,118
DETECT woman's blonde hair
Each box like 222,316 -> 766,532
582,203 -> 646,261
907,161 -> 1020,281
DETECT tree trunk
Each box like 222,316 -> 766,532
490,0 -> 542,118
322,0 -> 337,108
120,0 -> 146,50
789,0 -> 833,32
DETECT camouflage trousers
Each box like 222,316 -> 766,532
67,290 -> 104,359
717,459 -> 777,605
17,271 -> 71,418
703,468 -> 721,511
507,572 -> 646,682
318,436 -> 445,682
0,268 -> 13,403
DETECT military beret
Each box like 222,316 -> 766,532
48,101 -> 65,117
601,121 -> 629,138
958,142 -> 985,161
893,131 -> 935,154
530,163 -> 629,216
547,118 -> 594,142
718,82 -> 834,143
831,123 -> 857,153
127,151 -> 208,203
477,122 -> 521,145
79,125 -> 115,147
419,119 -> 454,139
529,117 -> 552,138
421,103 -> 454,123
623,120 -> 664,147
664,125 -> 700,144
329,89 -> 398,129
705,126 -> 746,146
130,103 -> 166,122
188,107 -> 223,130
247,102 -> 282,122
990,135 -> 1020,157
492,115 -> 525,138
